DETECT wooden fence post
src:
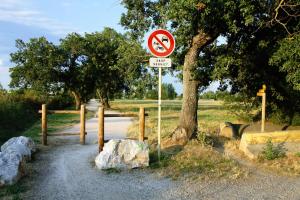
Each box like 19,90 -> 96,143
139,107 -> 145,142
98,107 -> 104,152
80,105 -> 86,144
42,104 -> 47,145
261,93 -> 266,132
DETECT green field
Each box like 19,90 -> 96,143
111,99 -> 240,141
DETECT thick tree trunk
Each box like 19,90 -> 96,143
71,91 -> 81,110
162,31 -> 218,148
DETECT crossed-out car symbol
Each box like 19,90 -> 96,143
153,37 -> 169,51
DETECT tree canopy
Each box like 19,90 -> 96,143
121,0 -> 300,145
10,28 -> 147,109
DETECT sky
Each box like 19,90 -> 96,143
0,0 -> 218,94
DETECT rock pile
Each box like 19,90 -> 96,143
0,136 -> 36,186
95,139 -> 149,170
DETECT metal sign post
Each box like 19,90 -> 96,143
158,67 -> 162,160
147,29 -> 175,162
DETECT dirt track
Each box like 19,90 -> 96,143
20,100 -> 300,200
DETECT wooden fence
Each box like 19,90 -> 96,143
39,104 -> 86,145
39,105 -> 148,150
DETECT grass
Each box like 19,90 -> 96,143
149,140 -> 244,180
21,109 -> 94,144
258,154 -> 300,176
111,99 -> 239,142
111,99 -> 244,179
0,183 -> 27,200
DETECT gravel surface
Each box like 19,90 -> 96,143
21,100 -> 300,200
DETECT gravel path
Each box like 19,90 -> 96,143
21,100 -> 300,200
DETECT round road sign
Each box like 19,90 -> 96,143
147,29 -> 175,58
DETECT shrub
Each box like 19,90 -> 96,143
261,139 -> 286,160
0,90 -> 74,144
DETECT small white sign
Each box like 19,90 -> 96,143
149,58 -> 172,68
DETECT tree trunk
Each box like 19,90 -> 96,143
97,89 -> 110,109
162,30 -> 218,148
71,91 -> 81,110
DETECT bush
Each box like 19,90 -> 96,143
261,139 -> 286,160
0,90 -> 74,144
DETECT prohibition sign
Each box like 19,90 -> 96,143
147,29 -> 175,58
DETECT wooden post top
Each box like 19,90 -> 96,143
257,84 -> 267,96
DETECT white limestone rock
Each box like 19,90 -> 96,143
1,136 -> 36,161
0,136 -> 36,186
0,152 -> 23,186
95,139 -> 149,170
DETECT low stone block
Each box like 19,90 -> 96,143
239,130 -> 300,159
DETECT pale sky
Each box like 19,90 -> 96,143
0,0 -> 218,94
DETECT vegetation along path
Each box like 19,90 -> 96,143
19,100 -> 300,200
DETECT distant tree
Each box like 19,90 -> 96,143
145,83 -> 177,100
10,37 -> 61,94
84,28 -> 147,108
200,91 -> 216,100
10,29 -> 148,109
59,33 -> 95,109
162,83 -> 177,100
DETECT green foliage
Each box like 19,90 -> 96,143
145,83 -> 177,100
9,28 -> 148,109
196,131 -> 213,147
295,152 -> 300,157
270,33 -> 300,91
0,90 -> 73,144
261,139 -> 286,160
120,0 -> 300,131
223,93 -> 258,122
199,90 -> 230,100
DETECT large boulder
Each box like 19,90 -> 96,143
0,152 -> 23,186
0,136 -> 36,186
1,136 -> 36,161
95,139 -> 149,170
1,136 -> 36,153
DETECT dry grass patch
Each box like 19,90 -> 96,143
151,141 -> 245,180
257,154 -> 300,176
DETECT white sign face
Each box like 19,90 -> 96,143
149,58 -> 172,68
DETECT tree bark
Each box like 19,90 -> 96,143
97,89 -> 110,109
162,30 -> 218,148
71,91 -> 81,110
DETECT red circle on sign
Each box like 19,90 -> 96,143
147,29 -> 175,58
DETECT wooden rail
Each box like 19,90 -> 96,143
39,110 -> 81,114
103,113 -> 148,117
39,132 -> 87,136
